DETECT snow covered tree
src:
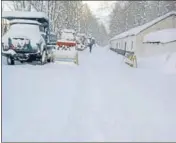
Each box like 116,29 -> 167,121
2,0 -> 108,45
109,1 -> 176,39
9,1 -> 32,11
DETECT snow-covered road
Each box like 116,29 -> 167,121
2,46 -> 176,142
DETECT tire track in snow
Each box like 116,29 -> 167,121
57,48 -> 109,141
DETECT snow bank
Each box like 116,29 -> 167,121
164,53 -> 176,74
138,54 -> 168,69
103,45 -> 110,48
138,52 -> 176,74
143,28 -> 176,43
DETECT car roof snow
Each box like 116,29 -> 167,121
2,11 -> 49,24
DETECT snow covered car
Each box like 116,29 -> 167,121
47,32 -> 57,62
75,33 -> 87,51
2,11 -> 53,65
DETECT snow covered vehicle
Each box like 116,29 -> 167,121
46,32 -> 57,62
75,33 -> 87,51
48,32 -> 57,46
2,11 -> 54,65
55,29 -> 78,65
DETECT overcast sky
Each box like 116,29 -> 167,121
83,1 -> 116,33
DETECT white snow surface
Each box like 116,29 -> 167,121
2,11 -> 48,21
2,46 -> 176,142
143,28 -> 176,43
60,32 -> 75,41
110,11 -> 176,41
164,52 -> 176,74
9,19 -> 41,25
57,40 -> 76,43
54,48 -> 77,59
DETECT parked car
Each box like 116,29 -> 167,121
2,11 -> 54,65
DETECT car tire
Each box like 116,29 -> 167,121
41,50 -> 47,65
7,56 -> 15,65
47,58 -> 51,63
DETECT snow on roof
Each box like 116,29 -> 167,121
143,28 -> 176,44
110,11 -> 176,41
2,11 -> 48,21
9,19 -> 41,25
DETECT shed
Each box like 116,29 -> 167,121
109,11 -> 176,57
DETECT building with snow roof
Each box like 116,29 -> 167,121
143,28 -> 176,57
109,11 -> 176,57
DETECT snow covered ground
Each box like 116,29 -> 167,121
2,46 -> 176,142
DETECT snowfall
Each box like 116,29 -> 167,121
2,45 -> 176,142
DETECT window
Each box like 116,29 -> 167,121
39,26 -> 45,32
131,41 -> 133,50
116,42 -> 118,49
124,42 -> 127,51
50,34 -> 57,43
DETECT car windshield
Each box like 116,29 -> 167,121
61,32 -> 74,40
50,34 -> 57,43
9,23 -> 40,31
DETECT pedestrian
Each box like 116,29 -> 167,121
88,37 -> 95,53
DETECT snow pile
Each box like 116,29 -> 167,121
164,53 -> 176,74
137,52 -> 176,74
54,48 -> 77,59
143,28 -> 176,43
137,54 -> 168,70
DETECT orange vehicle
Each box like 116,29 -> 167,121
54,29 -> 79,65
57,40 -> 76,47
57,29 -> 77,49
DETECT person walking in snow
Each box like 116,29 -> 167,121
88,37 -> 95,53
